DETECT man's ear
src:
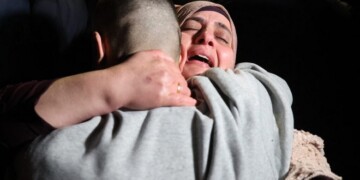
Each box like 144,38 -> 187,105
178,54 -> 182,66
94,31 -> 104,64
179,45 -> 186,71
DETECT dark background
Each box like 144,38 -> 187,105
0,0 -> 358,179
174,0 -> 358,179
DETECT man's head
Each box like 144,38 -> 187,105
176,1 -> 237,79
92,0 -> 181,67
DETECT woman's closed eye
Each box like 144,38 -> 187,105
181,22 -> 201,31
215,30 -> 231,45
181,19 -> 202,31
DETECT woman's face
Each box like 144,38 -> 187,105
179,10 -> 235,79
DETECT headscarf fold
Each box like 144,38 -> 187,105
176,1 -> 237,62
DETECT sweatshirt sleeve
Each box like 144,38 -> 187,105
0,80 -> 55,149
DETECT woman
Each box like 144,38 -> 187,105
175,2 -> 341,179
2,0 -> 340,179
14,1 -> 295,179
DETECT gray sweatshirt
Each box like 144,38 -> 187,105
21,63 -> 294,180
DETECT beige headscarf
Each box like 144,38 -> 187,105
176,1 -> 238,63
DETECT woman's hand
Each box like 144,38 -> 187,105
107,50 -> 196,110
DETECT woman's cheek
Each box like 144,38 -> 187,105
219,49 -> 236,69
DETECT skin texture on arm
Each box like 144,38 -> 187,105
35,50 -> 195,128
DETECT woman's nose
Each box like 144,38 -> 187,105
195,30 -> 214,46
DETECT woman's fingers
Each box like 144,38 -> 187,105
121,50 -> 196,109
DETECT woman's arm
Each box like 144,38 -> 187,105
35,50 -> 196,128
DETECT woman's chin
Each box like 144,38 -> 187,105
182,65 -> 209,79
